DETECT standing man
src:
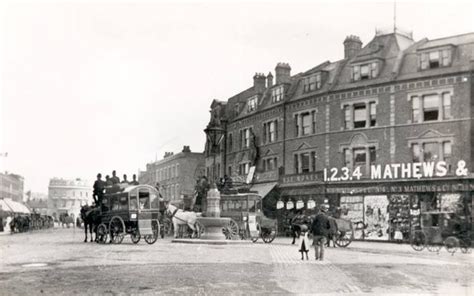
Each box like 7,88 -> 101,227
311,204 -> 331,261
121,174 -> 129,184
130,174 -> 139,185
111,170 -> 120,184
93,173 -> 105,205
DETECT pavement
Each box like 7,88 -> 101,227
0,228 -> 472,295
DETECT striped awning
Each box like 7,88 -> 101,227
0,198 -> 31,214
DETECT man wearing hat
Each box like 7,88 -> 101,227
311,203 -> 331,261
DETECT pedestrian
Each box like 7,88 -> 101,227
298,224 -> 310,260
92,173 -> 105,205
110,170 -> 120,184
311,204 -> 331,261
130,174 -> 139,185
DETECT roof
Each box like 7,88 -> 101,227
418,32 -> 474,50
0,198 -> 31,214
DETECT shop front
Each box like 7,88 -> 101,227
280,175 -> 473,242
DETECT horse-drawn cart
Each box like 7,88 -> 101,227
218,192 -> 277,243
95,185 -> 162,244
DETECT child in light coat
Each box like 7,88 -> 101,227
298,225 -> 310,260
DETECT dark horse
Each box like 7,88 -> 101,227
80,205 -> 101,242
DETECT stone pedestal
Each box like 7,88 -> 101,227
196,217 -> 231,240
206,187 -> 221,218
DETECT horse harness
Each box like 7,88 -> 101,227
168,208 -> 193,224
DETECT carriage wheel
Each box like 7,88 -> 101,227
109,217 -> 125,244
223,219 -> 239,240
96,223 -> 108,244
144,220 -> 159,245
427,244 -> 442,253
460,238 -> 471,254
131,231 -> 141,244
261,227 -> 276,244
335,231 -> 352,248
251,236 -> 259,243
410,230 -> 426,252
444,236 -> 459,254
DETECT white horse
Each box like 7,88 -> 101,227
165,203 -> 199,238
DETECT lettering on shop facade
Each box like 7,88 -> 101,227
325,183 -> 474,194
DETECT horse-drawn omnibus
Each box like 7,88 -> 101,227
94,184 -> 162,244
217,191 -> 277,243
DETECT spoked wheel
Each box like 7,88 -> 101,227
144,220 -> 159,245
109,217 -> 125,244
444,236 -> 459,254
460,238 -> 471,254
223,219 -> 239,240
195,221 -> 205,238
410,230 -> 426,251
335,231 -> 352,248
131,231 -> 141,244
96,223 -> 108,244
261,227 -> 276,244
250,224 -> 260,243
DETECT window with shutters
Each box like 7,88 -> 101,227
352,61 -> 379,81
410,90 -> 452,123
419,48 -> 452,70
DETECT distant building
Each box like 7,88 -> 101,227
0,172 -> 24,202
47,178 -> 93,221
139,146 -> 205,207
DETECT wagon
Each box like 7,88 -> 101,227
410,211 -> 471,254
95,184 -> 162,244
217,192 -> 277,243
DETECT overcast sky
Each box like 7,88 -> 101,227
1,0 -> 473,193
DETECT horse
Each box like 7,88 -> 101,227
165,203 -> 199,238
80,205 -> 101,243
59,213 -> 75,228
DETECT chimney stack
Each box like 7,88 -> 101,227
343,35 -> 362,59
266,72 -> 273,88
275,63 -> 291,84
253,73 -> 266,93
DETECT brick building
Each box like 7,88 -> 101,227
139,146 -> 205,207
204,29 -> 474,241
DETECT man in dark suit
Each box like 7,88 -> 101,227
311,204 -> 331,261
110,170 -> 120,184
92,174 -> 105,205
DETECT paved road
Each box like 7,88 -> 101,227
0,228 -> 472,295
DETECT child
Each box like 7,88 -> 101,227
298,225 -> 310,260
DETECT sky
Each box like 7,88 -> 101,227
0,0 -> 473,194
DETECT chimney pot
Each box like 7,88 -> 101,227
266,72 -> 273,88
253,73 -> 266,93
343,35 -> 362,59
275,63 -> 291,84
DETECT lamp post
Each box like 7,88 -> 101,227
204,123 -> 225,218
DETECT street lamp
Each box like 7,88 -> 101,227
204,124 -> 225,186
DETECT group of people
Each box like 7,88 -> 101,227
92,170 -> 140,205
297,204 -> 332,261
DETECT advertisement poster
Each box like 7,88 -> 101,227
340,195 -> 364,239
388,195 -> 411,241
364,195 -> 389,240
439,193 -> 461,213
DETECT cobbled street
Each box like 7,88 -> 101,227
0,228 -> 472,295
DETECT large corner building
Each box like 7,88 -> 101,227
204,30 -> 474,242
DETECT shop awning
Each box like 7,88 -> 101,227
250,182 -> 278,199
0,198 -> 31,214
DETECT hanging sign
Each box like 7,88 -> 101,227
307,199 -> 316,209
276,200 -> 284,209
286,200 -> 294,210
296,200 -> 304,209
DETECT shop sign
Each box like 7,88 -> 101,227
282,172 -> 322,185
323,160 -> 469,182
255,171 -> 278,182
326,182 -> 474,194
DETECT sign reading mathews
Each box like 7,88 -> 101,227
323,160 -> 469,182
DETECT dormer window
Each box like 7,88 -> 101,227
271,85 -> 284,103
247,96 -> 257,112
419,48 -> 452,70
352,62 -> 379,81
234,104 -> 240,116
303,73 -> 321,93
